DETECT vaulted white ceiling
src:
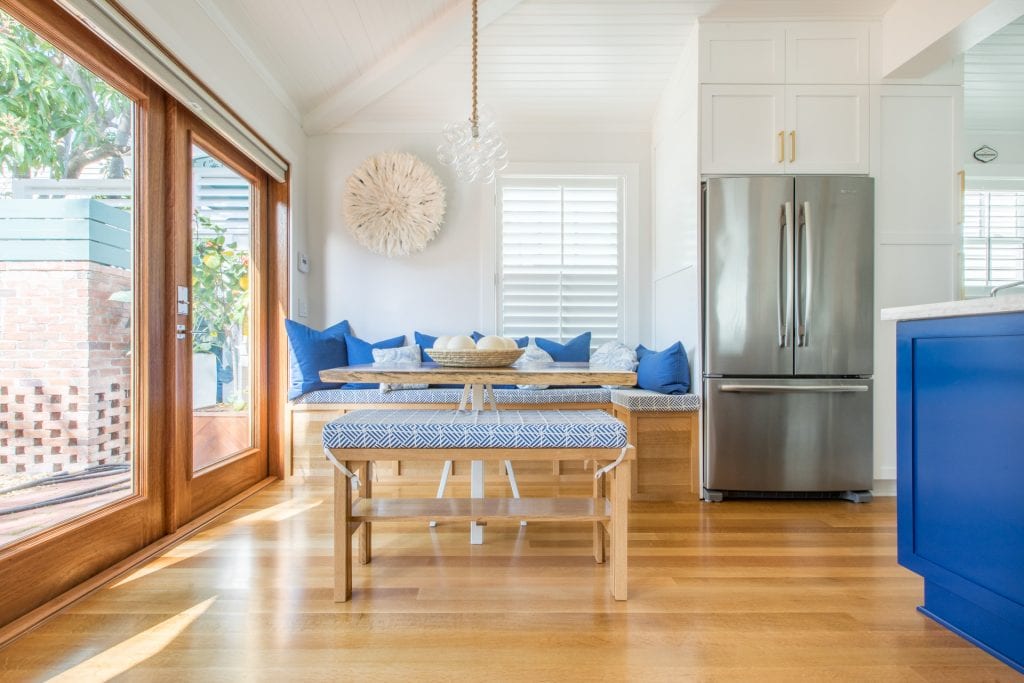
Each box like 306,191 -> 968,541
200,0 -> 900,134
965,16 -> 1024,132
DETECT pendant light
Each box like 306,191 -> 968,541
436,0 -> 509,183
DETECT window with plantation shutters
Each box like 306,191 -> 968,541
497,176 -> 625,346
963,190 -> 1024,297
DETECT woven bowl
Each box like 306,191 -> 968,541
425,348 -> 525,368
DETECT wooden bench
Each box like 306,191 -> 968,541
323,409 -> 635,601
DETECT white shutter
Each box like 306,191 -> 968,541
498,176 -> 624,346
963,190 -> 1024,296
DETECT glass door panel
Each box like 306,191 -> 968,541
0,9 -> 136,548
190,145 -> 253,472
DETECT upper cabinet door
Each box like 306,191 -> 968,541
700,23 -> 786,84
786,23 -> 870,84
785,85 -> 869,174
701,85 -> 787,174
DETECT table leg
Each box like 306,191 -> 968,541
610,463 -> 630,601
593,467 -> 605,564
469,383 -> 486,544
334,466 -> 352,602
358,461 -> 372,565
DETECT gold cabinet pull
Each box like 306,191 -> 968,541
777,131 -> 784,163
789,131 -> 796,163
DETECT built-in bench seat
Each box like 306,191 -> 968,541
288,386 -> 701,500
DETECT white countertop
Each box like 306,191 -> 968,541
881,294 -> 1024,321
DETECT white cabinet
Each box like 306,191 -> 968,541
786,23 -> 870,84
700,24 -> 785,84
700,85 -> 786,174
785,85 -> 869,173
700,84 -> 869,174
700,22 -> 869,84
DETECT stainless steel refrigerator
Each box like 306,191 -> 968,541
702,176 -> 874,502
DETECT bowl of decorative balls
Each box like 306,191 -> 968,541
425,335 -> 524,367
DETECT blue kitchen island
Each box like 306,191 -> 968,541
883,297 -> 1024,674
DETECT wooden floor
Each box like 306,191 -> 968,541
0,473 -> 1017,682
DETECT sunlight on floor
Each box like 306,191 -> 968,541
48,596 -> 216,681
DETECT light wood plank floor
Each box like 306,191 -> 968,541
1,474 -> 1017,682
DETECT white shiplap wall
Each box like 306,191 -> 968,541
965,16 -> 1024,132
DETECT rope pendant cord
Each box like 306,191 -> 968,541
470,0 -> 479,135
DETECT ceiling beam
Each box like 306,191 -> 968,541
302,0 -> 523,135
882,0 -> 1024,78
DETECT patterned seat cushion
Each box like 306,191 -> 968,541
609,389 -> 701,412
293,387 -> 611,405
322,409 -> 627,449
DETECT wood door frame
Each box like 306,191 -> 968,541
166,104 -> 271,530
0,0 -> 169,623
0,0 -> 291,632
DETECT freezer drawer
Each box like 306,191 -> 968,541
704,378 -> 873,492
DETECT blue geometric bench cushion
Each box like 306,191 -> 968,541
609,389 -> 701,412
322,409 -> 627,450
294,387 -> 611,405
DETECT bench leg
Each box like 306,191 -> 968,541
593,470 -> 605,564
470,459 -> 484,544
610,462 -> 630,601
504,460 -> 526,527
358,461 -> 372,565
334,467 -> 353,602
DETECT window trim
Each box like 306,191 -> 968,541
481,162 -> 640,346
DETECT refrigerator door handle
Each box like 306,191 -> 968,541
778,202 -> 794,347
797,201 -> 814,347
720,384 -> 869,393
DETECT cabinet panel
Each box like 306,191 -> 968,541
786,85 -> 869,173
699,23 -> 785,84
700,85 -> 786,174
786,23 -> 870,84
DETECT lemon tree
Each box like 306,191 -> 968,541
191,212 -> 249,357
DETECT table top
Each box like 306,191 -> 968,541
880,293 -> 1024,321
319,362 -> 636,387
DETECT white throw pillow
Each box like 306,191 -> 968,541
373,344 -> 428,392
514,344 -> 554,390
590,341 -> 638,389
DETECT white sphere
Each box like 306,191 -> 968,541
476,335 -> 506,351
432,335 -> 452,350
447,335 -> 476,350
502,337 -> 519,350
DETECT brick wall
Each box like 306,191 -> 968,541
0,262 -> 132,476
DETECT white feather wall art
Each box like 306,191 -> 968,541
343,152 -> 447,257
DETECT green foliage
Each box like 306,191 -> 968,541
191,212 -> 250,356
0,10 -> 132,179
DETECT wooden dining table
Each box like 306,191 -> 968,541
319,361 -> 637,543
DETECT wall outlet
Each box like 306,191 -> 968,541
297,252 -> 310,273
297,297 -> 309,318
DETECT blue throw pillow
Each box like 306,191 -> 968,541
344,334 -> 406,388
535,332 -> 592,362
635,342 -> 691,394
471,331 -> 529,348
284,319 -> 350,400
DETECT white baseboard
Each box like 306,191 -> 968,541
872,479 -> 896,496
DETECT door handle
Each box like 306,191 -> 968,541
720,384 -> 869,393
789,131 -> 796,163
777,131 -> 784,163
797,201 -> 813,347
778,202 -> 794,348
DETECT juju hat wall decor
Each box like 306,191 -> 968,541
343,151 -> 447,257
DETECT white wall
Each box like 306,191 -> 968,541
117,0 -> 309,317
306,131 -> 653,345
965,131 -> 1024,178
651,26 -> 701,384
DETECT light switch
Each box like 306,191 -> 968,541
297,298 -> 309,318
297,252 -> 310,273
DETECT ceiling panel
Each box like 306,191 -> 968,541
965,16 -> 1024,132
202,0 -> 901,131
